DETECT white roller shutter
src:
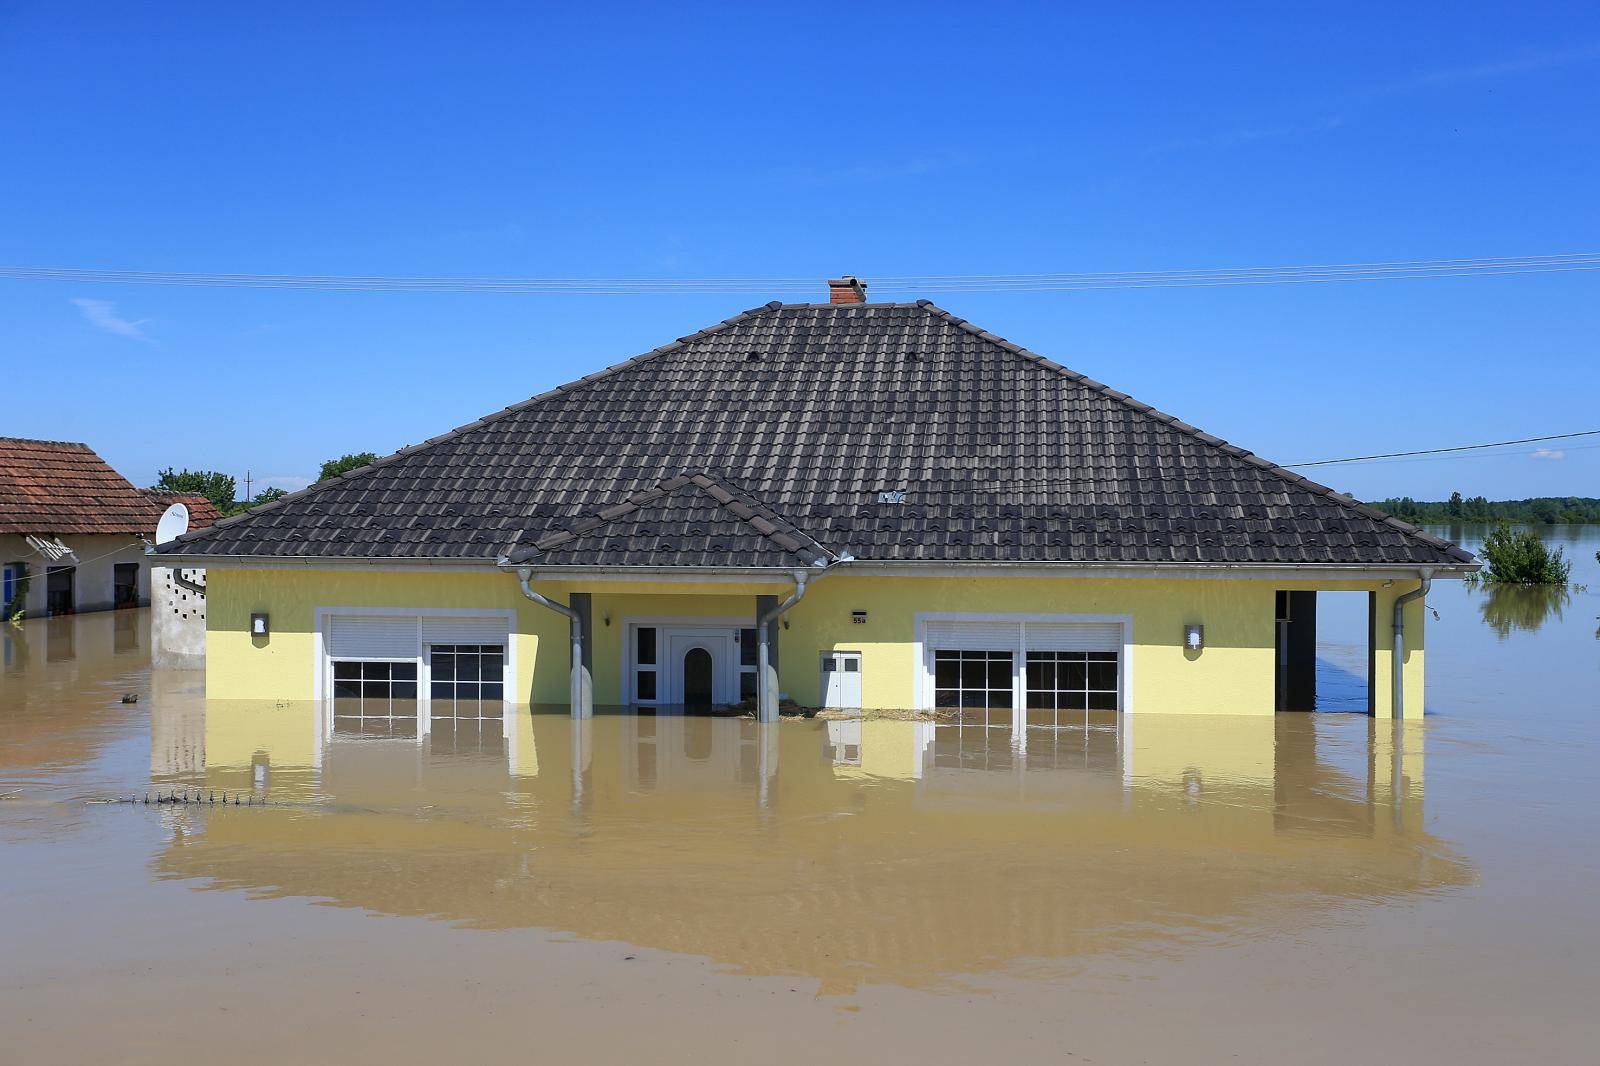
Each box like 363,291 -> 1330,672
1023,621 -> 1123,653
326,615 -> 419,660
924,620 -> 1022,652
422,616 -> 508,647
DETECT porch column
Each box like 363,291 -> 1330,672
1274,590 -> 1317,711
570,592 -> 594,716
755,594 -> 779,722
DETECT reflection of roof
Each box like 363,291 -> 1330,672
0,437 -> 159,535
153,302 -> 1476,568
141,490 -> 225,532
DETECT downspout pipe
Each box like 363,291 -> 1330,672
516,566 -> 591,718
1391,568 -> 1434,718
756,572 -> 808,723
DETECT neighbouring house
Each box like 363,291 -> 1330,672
1,437 -> 219,619
153,278 -> 1477,724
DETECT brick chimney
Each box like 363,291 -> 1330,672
828,275 -> 868,304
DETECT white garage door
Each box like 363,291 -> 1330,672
923,618 -> 1124,721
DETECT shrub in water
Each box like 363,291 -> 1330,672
1480,521 -> 1572,585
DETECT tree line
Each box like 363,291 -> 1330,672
1373,492 -> 1600,525
150,453 -> 378,516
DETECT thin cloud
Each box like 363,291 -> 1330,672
1531,448 -> 1566,461
1151,44 -> 1600,157
72,298 -> 151,342
261,475 -> 314,493
1361,44 -> 1600,99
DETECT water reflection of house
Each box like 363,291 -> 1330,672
153,704 -> 1461,991
0,437 -> 219,619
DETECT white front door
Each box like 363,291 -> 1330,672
822,651 -> 863,709
665,629 -> 736,707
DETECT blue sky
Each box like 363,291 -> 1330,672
2,2 -> 1596,502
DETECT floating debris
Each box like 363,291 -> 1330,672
120,693 -> 139,704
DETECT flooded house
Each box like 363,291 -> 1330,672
152,278 -> 1478,720
1,436 -> 219,619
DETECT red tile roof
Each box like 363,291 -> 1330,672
0,437 -> 165,536
141,490 -> 225,532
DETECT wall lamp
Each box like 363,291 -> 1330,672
251,612 -> 270,638
1184,624 -> 1204,651
602,610 -> 611,627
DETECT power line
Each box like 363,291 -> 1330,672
4,252 -> 1600,294
1282,429 -> 1600,468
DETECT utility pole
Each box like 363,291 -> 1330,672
242,469 -> 252,503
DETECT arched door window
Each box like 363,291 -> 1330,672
683,647 -> 713,708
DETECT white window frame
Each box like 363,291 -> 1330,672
912,612 -> 1134,719
312,607 -> 518,738
621,616 -> 751,706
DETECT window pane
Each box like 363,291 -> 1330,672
393,662 -> 417,681
481,653 -> 503,683
1063,658 -> 1088,690
987,654 -> 1013,690
961,658 -> 988,688
333,678 -> 360,698
740,671 -> 756,699
334,661 -> 361,680
457,656 -> 480,682
637,626 -> 656,666
934,688 -> 958,708
363,680 -> 391,698
1088,660 -> 1118,692
431,681 -> 452,700
740,629 -> 758,667
989,689 -> 1013,710
432,653 -> 455,680
636,671 -> 657,701
934,657 -> 959,688
843,658 -> 858,672
393,681 -> 417,699
1087,688 -> 1118,711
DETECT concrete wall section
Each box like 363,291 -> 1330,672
1,533 -> 149,617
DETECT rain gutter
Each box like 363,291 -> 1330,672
1391,568 -> 1434,718
514,566 -> 591,718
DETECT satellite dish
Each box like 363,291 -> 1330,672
155,502 -> 190,545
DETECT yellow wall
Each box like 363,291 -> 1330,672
206,568 -> 1428,717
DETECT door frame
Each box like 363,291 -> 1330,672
624,616 -> 748,707
820,649 -> 864,710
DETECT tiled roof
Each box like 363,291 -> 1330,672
509,471 -> 837,567
156,302 -> 1475,568
0,437 -> 161,536
141,490 -> 226,532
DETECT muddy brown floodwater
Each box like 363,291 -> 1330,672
3,525 -> 1598,1064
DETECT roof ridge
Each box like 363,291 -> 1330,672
507,467 -> 836,566
0,436 -> 92,449
155,302 -> 789,551
911,299 -> 1476,565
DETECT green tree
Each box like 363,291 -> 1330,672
1446,490 -> 1464,519
318,452 -> 378,482
252,486 -> 289,505
1480,521 -> 1571,585
153,467 -> 236,514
